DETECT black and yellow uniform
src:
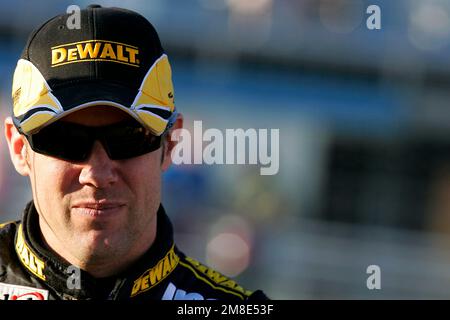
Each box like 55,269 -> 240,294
0,202 -> 268,300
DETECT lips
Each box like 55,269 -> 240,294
72,200 -> 126,217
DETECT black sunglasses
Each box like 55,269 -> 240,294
21,120 -> 162,162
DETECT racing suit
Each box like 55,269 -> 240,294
0,201 -> 268,300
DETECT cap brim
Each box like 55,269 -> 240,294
46,81 -> 147,129
54,81 -> 136,114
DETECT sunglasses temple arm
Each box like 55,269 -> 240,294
12,117 -> 26,135
164,110 -> 178,134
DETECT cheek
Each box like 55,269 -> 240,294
123,152 -> 162,203
29,154 -> 79,200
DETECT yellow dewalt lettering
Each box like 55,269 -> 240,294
116,45 -> 128,62
197,264 -> 208,274
51,40 -> 140,67
149,260 -> 163,285
221,279 -> 237,289
140,275 -> 150,290
76,42 -> 101,59
14,224 -> 46,280
130,246 -> 179,297
35,259 -> 45,278
52,48 -> 66,64
15,235 -> 24,252
19,245 -> 29,266
100,43 -> 116,59
207,269 -> 227,284
67,48 -> 77,61
29,255 -> 38,273
183,256 -> 252,297
131,278 -> 141,296
126,47 -> 138,63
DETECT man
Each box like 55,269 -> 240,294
0,5 -> 268,300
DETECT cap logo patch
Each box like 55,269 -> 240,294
51,40 -> 139,67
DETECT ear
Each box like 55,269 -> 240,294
4,117 -> 30,176
161,113 -> 184,172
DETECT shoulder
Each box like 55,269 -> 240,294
171,252 -> 269,300
0,220 -> 19,245
0,221 -> 21,280
0,221 -> 20,262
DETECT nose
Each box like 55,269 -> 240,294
78,141 -> 119,188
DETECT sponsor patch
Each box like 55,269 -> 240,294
0,283 -> 49,300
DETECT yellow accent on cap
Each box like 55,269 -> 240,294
136,110 -> 169,135
12,59 -> 62,119
20,112 -> 56,134
133,54 -> 175,112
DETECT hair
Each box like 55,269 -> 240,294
160,130 -> 170,165
22,139 -> 31,168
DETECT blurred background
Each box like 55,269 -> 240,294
2,0 -> 450,299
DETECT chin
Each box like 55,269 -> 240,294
79,230 -> 121,255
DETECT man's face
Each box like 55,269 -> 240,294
12,107 -> 169,268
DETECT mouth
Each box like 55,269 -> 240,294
71,201 -> 126,218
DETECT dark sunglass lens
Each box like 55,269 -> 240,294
102,126 -> 162,160
28,123 -> 92,161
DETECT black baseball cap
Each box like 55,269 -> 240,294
12,4 -> 176,136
